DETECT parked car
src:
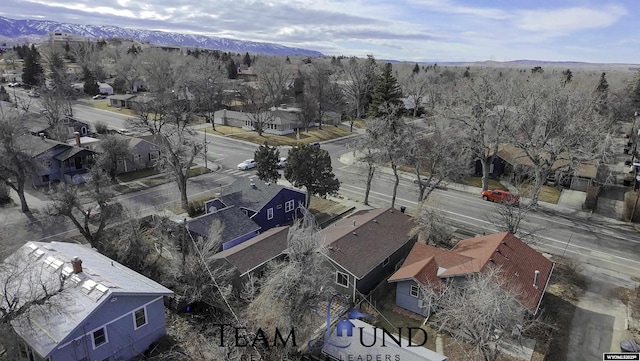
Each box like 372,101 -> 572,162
277,157 -> 287,168
87,201 -> 123,222
7,82 -> 22,87
413,177 -> 448,190
92,94 -> 107,100
481,189 -> 520,205
309,142 -> 321,148
237,159 -> 256,170
27,90 -> 40,98
117,128 -> 133,136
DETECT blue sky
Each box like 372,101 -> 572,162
2,0 -> 638,63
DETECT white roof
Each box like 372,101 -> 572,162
2,242 -> 173,358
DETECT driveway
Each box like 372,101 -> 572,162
566,264 -> 637,360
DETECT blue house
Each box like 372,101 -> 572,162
19,134 -> 95,186
204,177 -> 306,232
186,206 -> 261,250
1,241 -> 173,361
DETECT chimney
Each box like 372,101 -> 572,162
71,257 -> 83,274
353,220 -> 356,226
39,132 -> 45,140
74,132 -> 81,147
533,270 -> 540,289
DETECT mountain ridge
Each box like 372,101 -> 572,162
0,16 -> 323,57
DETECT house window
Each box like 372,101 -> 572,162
42,159 -> 51,168
134,307 -> 147,329
92,327 -> 108,348
149,152 -> 159,161
42,175 -> 50,183
285,200 -> 295,213
410,285 -> 419,298
267,207 -> 274,220
276,204 -> 283,210
336,271 -> 349,288
243,209 -> 249,216
117,159 -> 124,165
382,257 -> 390,267
135,154 -> 142,163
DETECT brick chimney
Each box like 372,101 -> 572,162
71,257 -> 83,274
74,132 -> 81,147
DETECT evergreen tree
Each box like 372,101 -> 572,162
284,144 -> 340,207
243,52 -> 252,67
596,72 -> 609,94
254,141 -> 281,184
83,66 -> 100,95
285,56 -> 291,64
412,63 -> 420,74
632,75 -> 640,111
562,69 -> 573,86
463,67 -> 471,78
22,45 -> 44,88
226,59 -> 238,79
368,62 -> 404,118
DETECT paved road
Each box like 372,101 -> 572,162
332,150 -> 640,276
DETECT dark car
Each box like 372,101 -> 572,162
481,189 -> 520,205
309,142 -> 320,148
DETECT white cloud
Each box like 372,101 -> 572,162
516,5 -> 627,34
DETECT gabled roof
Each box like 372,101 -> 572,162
496,144 -> 597,178
219,177 -> 303,212
17,134 -> 70,158
389,232 -> 554,314
53,146 -> 94,161
388,243 -> 472,286
3,241 -> 173,358
321,208 -> 415,279
212,226 -> 289,276
186,206 -> 261,243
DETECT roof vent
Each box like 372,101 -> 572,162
352,232 -> 357,236
373,219 -> 378,223
533,270 -> 540,289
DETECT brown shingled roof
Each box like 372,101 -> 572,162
389,232 -> 554,314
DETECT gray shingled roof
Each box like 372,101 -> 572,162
186,206 -> 261,243
220,177 -> 291,212
3,241 -> 173,359
321,208 -> 415,279
212,226 -> 289,275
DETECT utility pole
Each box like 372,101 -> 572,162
204,122 -> 208,169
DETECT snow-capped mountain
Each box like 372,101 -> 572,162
0,16 -> 323,56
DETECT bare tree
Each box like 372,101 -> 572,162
301,62 -> 344,130
401,70 -> 430,117
448,73 -> 514,191
45,167 -> 123,249
94,135 -> 134,182
0,114 -> 39,213
135,52 -> 203,210
238,83 -> 275,136
509,76 -> 604,205
0,246 -> 70,358
435,267 -> 540,361
342,55 -> 377,130
407,121 -> 469,202
356,131 -> 380,206
366,106 -> 410,209
412,201 -> 456,248
247,209 -> 333,357
253,56 -> 293,107
187,54 -> 226,130
112,51 -> 142,93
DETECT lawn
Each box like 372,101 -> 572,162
521,184 -> 562,204
463,176 -> 508,190
227,125 -> 351,146
116,168 -> 161,183
91,101 -> 137,116
202,124 -> 250,136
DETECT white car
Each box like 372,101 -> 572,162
237,159 -> 256,170
277,157 -> 287,168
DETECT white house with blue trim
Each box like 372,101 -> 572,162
1,241 -> 173,361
